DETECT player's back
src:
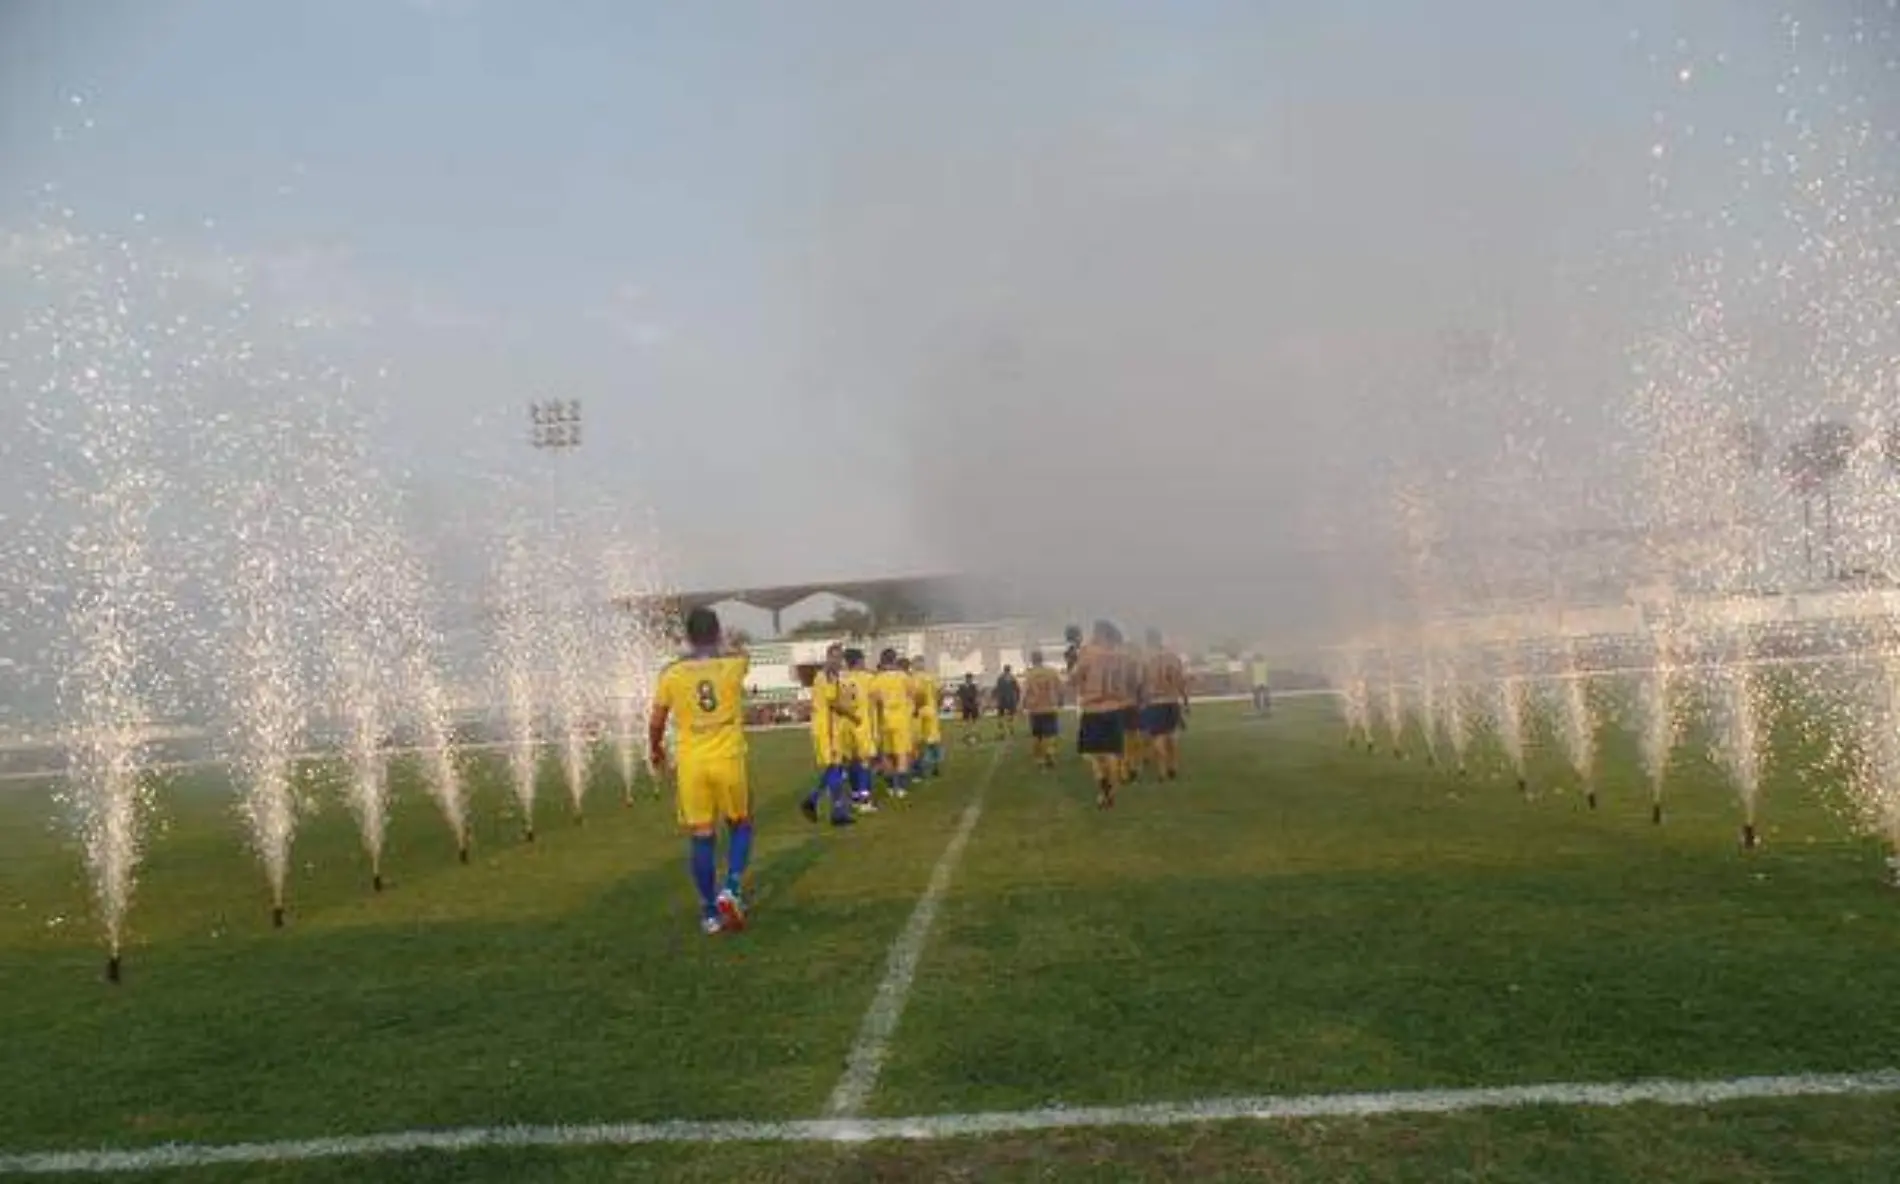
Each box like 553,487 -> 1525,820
1022,667 -> 1061,713
658,653 -> 749,764
1144,650 -> 1187,701
1073,643 -> 1128,712
913,672 -> 939,714
844,670 -> 877,726
872,670 -> 913,728
1120,648 -> 1146,705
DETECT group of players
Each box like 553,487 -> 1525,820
647,606 -> 1192,936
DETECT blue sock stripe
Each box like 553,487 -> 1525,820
726,819 -> 754,890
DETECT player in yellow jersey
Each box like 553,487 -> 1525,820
871,649 -> 916,799
1020,650 -> 1064,770
800,644 -> 858,827
841,648 -> 880,812
1071,620 -> 1130,807
907,658 -> 945,779
649,607 -> 754,935
1140,629 -> 1191,780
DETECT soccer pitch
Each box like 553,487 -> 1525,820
3,698 -> 1900,1182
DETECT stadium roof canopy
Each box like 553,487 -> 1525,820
618,573 -> 1008,629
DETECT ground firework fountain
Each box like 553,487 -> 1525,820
224,519 -> 308,928
14,215 -> 182,981
1555,642 -> 1598,810
492,527 -> 543,841
51,319 -> 163,980
1493,671 -> 1530,795
335,633 -> 390,891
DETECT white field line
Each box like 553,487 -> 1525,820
823,743 -> 1003,1119
2,1068 -> 1896,1176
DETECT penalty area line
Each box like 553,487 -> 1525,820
3,1069 -> 1898,1175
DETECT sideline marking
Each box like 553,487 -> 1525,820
823,744 -> 1003,1118
4,1069 -> 1897,1175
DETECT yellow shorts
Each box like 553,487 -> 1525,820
882,728 -> 915,763
919,713 -> 943,744
675,756 -> 750,831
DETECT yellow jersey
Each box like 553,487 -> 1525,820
911,672 -> 940,720
844,669 -> 878,738
655,652 -> 750,764
810,669 -> 842,742
872,669 -> 916,735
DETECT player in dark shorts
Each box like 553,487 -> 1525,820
956,673 -> 982,744
1071,621 -> 1129,806
1105,625 -> 1142,782
1020,651 -> 1064,770
1140,629 -> 1189,780
993,666 -> 1021,739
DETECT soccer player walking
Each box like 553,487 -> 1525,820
842,648 -> 880,811
800,644 -> 856,827
956,674 -> 982,745
1071,621 -> 1130,807
1140,629 -> 1190,780
1021,650 -> 1064,770
993,665 -> 1021,740
649,607 -> 755,935
872,649 -> 917,799
909,659 -> 945,778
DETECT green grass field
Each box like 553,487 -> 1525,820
4,696 -> 1900,1181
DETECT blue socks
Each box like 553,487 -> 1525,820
689,834 -> 718,917
725,819 -> 753,895
850,762 -> 871,798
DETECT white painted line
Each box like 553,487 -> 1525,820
3,1068 -> 1895,1175
823,744 -> 1003,1119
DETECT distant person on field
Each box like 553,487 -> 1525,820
842,648 -> 879,811
910,658 -> 944,778
994,665 -> 1022,740
957,673 -> 983,744
649,606 -> 754,936
799,643 -> 856,828
1141,629 -> 1190,780
1071,620 -> 1131,807
872,649 -> 916,800
1063,625 -> 1083,675
1251,656 -> 1272,716
1021,650 -> 1064,771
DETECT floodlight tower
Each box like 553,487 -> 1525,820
527,399 -> 583,798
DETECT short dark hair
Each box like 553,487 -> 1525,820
844,648 -> 865,668
684,606 -> 721,647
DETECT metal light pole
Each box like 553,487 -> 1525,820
528,399 -> 585,817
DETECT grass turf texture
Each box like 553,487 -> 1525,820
3,696 -> 1899,1180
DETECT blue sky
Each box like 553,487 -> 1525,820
3,0 -> 1888,603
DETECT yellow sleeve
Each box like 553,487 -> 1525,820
723,657 -> 749,704
654,665 -> 681,716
